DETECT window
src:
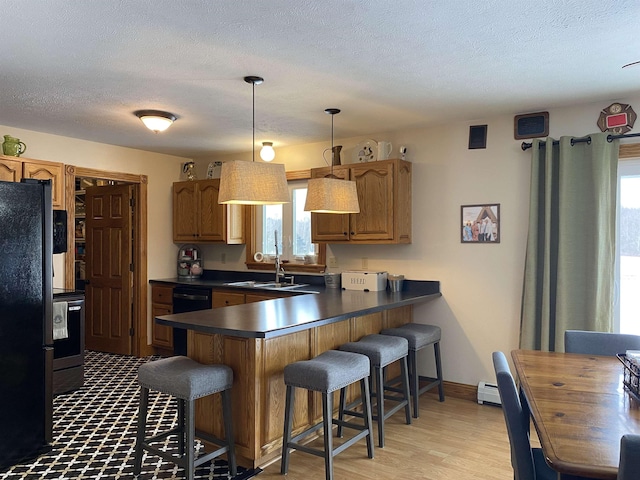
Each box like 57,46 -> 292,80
616,159 -> 640,335
247,174 -> 325,272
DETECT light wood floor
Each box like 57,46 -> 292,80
258,395 -> 515,480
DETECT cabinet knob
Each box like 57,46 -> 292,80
350,231 -> 355,235
343,232 -> 348,236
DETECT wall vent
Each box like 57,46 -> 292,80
477,381 -> 501,406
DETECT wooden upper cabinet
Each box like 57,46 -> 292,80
173,179 -> 245,244
0,157 -> 22,182
311,158 -> 411,244
0,155 -> 65,208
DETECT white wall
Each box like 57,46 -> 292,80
4,93 -> 638,385
197,94 -> 640,386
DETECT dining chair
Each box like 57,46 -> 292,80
492,351 -> 556,480
493,352 -> 592,480
618,434 -> 640,480
564,330 -> 640,356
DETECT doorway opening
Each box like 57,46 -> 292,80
64,165 -> 150,357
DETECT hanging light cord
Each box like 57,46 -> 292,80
244,76 -> 264,162
330,113 -> 334,175
324,108 -> 340,176
252,80 -> 255,163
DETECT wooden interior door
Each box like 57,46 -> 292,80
85,184 -> 133,355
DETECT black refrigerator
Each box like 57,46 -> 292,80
0,179 -> 53,470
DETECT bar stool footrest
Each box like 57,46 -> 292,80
418,375 -> 443,397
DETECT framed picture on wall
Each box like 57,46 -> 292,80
461,204 -> 500,243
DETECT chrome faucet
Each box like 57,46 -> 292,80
274,230 -> 294,286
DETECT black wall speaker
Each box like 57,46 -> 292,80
53,209 -> 68,254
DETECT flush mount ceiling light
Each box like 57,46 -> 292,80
134,110 -> 176,133
304,108 -> 360,214
260,141 -> 275,162
218,76 -> 289,205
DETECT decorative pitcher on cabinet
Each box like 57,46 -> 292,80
2,135 -> 27,157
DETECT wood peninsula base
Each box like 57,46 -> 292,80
187,305 -> 413,468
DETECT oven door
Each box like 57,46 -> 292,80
53,298 -> 85,371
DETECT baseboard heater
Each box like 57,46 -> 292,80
477,381 -> 501,406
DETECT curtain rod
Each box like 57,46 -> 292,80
520,132 -> 640,151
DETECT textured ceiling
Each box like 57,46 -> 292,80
1,0 -> 640,159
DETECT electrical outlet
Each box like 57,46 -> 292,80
328,256 -> 338,268
361,257 -> 368,269
221,253 -> 226,264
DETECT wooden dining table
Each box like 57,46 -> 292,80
511,350 -> 640,480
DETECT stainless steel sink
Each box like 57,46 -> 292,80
223,280 -> 309,291
256,282 -> 309,290
223,281 -> 260,287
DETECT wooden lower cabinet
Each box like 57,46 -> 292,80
151,285 -> 174,350
187,304 -> 412,468
212,290 -> 245,308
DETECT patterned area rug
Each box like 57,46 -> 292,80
0,351 -> 261,480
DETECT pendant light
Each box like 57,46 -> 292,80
260,142 -> 275,161
304,109 -> 360,214
134,110 -> 177,133
218,76 -> 289,205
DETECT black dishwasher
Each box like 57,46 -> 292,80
172,286 -> 212,355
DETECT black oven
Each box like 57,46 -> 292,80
52,290 -> 85,395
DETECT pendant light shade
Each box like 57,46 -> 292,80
134,110 -> 176,133
218,76 -> 289,205
304,108 -> 360,214
218,160 -> 289,204
304,177 -> 359,213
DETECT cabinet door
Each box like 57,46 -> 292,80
350,162 -> 395,241
197,179 -> 226,242
151,304 -> 174,349
212,290 -> 245,308
152,285 -> 174,304
396,160 -> 412,243
225,204 -> 246,244
23,160 -> 64,208
173,181 -> 198,242
0,157 -> 22,182
310,166 -> 351,242
151,285 -> 174,349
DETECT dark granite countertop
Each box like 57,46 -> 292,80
153,272 -> 440,339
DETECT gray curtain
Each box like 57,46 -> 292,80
520,133 -> 619,351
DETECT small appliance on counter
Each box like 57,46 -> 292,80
177,244 -> 203,279
341,270 -> 388,291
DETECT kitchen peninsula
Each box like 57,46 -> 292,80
153,276 -> 440,467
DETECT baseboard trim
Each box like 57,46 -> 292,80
425,380 -> 477,403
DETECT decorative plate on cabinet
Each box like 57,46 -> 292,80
352,139 -> 378,163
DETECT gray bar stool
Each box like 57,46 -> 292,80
133,356 -> 236,480
281,350 -> 374,480
339,334 -> 411,447
381,323 -> 444,418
